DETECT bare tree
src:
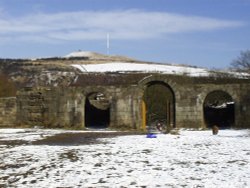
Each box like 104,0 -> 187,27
231,50 -> 250,72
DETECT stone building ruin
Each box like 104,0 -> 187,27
1,51 -> 250,130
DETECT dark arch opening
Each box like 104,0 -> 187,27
143,81 -> 175,130
203,90 -> 235,129
85,92 -> 110,129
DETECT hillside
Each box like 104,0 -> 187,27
0,51 -> 248,90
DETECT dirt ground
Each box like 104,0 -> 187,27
0,130 -> 143,146
32,131 -> 143,146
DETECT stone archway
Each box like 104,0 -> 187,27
85,92 -> 110,129
143,81 -> 175,130
203,90 -> 235,129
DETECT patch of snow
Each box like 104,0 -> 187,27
65,51 -> 95,57
72,62 -> 210,77
0,129 -> 249,187
0,128 -> 27,134
207,101 -> 235,109
0,128 -> 62,142
225,71 -> 250,78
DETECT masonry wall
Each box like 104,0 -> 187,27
173,81 -> 204,128
16,85 -> 142,129
17,87 -> 72,128
109,86 -> 142,130
232,84 -> 250,128
0,97 -> 16,127
15,74 -> 250,130
138,75 -> 250,129
174,81 -> 250,129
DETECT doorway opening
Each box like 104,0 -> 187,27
203,90 -> 235,129
85,92 -> 110,129
143,81 -> 175,130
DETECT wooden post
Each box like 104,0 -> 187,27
142,100 -> 146,130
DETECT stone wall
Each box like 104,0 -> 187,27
137,74 -> 250,129
109,86 -> 142,130
174,82 -> 250,129
16,84 -> 143,130
17,87 -> 77,128
15,74 -> 250,130
0,97 -> 16,127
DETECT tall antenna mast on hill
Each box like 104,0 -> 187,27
107,33 -> 110,55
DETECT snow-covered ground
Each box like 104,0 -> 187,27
0,128 -> 250,187
72,62 -> 210,77
66,51 -> 96,58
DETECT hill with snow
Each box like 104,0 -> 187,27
72,62 -> 209,77
0,51 -> 249,88
66,51 -> 249,78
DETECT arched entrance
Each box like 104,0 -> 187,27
143,81 -> 175,130
203,90 -> 235,129
85,92 -> 110,129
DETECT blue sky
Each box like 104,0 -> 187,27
0,0 -> 250,68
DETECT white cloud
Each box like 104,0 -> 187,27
0,10 -> 245,43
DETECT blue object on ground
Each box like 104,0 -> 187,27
146,133 -> 157,138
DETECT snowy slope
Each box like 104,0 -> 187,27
66,51 -> 249,78
65,51 -> 96,57
72,62 -> 210,77
0,129 -> 249,187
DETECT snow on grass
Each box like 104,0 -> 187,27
0,128 -> 63,142
65,51 -> 96,57
72,62 -> 210,77
0,129 -> 250,187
